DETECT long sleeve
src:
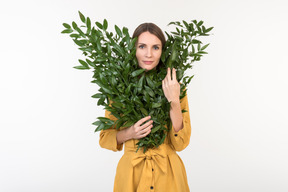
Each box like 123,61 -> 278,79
99,110 -> 123,152
168,94 -> 191,151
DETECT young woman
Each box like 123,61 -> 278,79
99,23 -> 191,192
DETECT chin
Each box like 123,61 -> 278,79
140,64 -> 158,71
143,66 -> 154,71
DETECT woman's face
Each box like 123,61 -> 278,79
136,31 -> 162,71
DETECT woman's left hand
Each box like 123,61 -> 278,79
162,68 -> 180,102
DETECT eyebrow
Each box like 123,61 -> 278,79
137,43 -> 161,46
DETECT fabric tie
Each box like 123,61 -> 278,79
131,150 -> 167,174
124,144 -> 175,192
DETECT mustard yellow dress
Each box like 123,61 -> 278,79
99,95 -> 191,192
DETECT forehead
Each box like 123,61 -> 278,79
138,31 -> 162,45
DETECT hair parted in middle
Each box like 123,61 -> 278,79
132,23 -> 166,48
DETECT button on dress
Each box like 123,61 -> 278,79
99,95 -> 191,192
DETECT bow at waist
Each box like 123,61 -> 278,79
124,142 -> 176,191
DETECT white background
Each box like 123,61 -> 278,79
1,0 -> 288,191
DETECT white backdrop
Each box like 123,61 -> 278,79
1,0 -> 288,191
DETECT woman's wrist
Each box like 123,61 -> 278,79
124,126 -> 133,140
116,127 -> 132,145
170,98 -> 180,106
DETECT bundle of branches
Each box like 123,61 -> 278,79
62,11 -> 213,152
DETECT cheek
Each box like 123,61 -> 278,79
156,51 -> 162,60
136,50 -> 141,61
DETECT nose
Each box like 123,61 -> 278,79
145,48 -> 152,57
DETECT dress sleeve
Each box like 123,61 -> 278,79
168,94 -> 192,151
99,110 -> 123,152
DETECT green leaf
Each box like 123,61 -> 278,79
112,102 -> 124,109
78,11 -> 86,23
91,93 -> 102,98
168,21 -> 176,25
143,91 -> 151,104
111,76 -> 117,87
78,59 -> 89,68
125,84 -> 132,95
133,96 -> 143,107
152,102 -> 162,108
73,39 -> 85,46
72,21 -> 78,30
101,87 -> 113,95
115,25 -> 122,37
103,19 -> 108,30
86,17 -> 91,30
122,27 -> 129,36
192,39 -> 202,44
73,66 -> 89,70
92,120 -> 101,126
191,44 -> 195,54
123,120 -> 134,128
182,20 -> 189,29
86,59 -> 96,67
61,29 -> 73,34
95,123 -> 104,131
198,20 -> 204,26
96,22 -> 103,29
97,96 -> 105,105
75,27 -> 86,37
138,75 -> 145,87
115,118 -> 125,129
128,37 -> 137,50
205,27 -> 214,33
70,34 -> 80,38
201,43 -> 210,50
63,23 -> 71,29
140,108 -> 148,116
146,76 -> 155,88
131,69 -> 145,77
145,85 -> 155,97
151,125 -> 161,133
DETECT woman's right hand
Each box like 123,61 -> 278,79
128,116 -> 153,140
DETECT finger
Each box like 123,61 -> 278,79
137,130 -> 150,139
136,116 -> 151,126
172,68 -> 177,81
140,120 -> 153,130
139,124 -> 153,135
143,127 -> 152,136
167,67 -> 171,81
163,70 -> 169,81
162,79 -> 166,89
164,73 -> 170,86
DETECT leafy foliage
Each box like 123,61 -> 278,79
62,11 -> 213,153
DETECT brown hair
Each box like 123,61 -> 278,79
132,23 -> 166,49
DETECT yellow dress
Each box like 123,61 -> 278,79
99,95 -> 191,192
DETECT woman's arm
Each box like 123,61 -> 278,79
169,99 -> 184,132
162,67 -> 183,132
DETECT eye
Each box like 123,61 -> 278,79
153,46 -> 160,50
138,45 -> 145,49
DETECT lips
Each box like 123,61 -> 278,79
143,61 -> 153,65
